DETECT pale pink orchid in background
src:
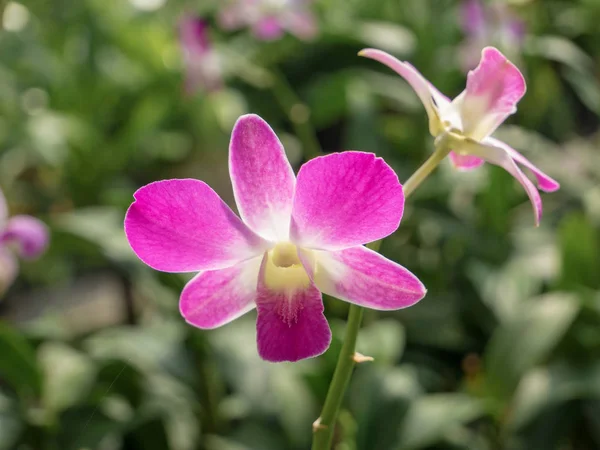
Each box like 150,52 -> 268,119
360,46 -> 560,225
125,114 -> 426,362
179,17 -> 222,94
0,189 -> 48,295
459,0 -> 525,71
218,0 -> 318,41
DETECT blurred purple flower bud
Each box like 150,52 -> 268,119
0,188 -> 49,296
179,17 -> 222,94
1,215 -> 49,259
458,0 -> 526,70
461,0 -> 486,36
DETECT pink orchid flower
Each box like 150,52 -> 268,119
0,189 -> 49,295
360,46 -> 560,225
218,0 -> 318,41
179,17 -> 222,94
124,114 -> 426,362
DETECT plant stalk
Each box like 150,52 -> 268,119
311,135 -> 452,450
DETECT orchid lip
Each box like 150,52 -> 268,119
263,242 -> 314,294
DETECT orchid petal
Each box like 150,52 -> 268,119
486,137 -> 560,192
229,114 -> 296,241
256,255 -> 330,362
306,246 -> 426,310
290,152 -> 404,251
458,47 -> 526,140
2,215 -> 49,259
180,256 -> 261,329
359,48 -> 449,135
460,138 -> 543,225
449,151 -> 485,170
125,179 -> 268,273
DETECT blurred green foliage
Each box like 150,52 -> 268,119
1,0 -> 600,449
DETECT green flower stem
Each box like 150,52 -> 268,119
311,134 -> 452,450
403,133 -> 452,198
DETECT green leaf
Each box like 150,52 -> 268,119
351,366 -> 422,450
38,342 -> 97,413
508,362 -> 600,431
557,212 -> 600,289
396,394 -> 485,449
357,319 -> 406,365
0,322 -> 41,398
124,415 -> 170,450
0,392 -> 23,450
58,406 -> 121,450
484,293 -> 579,399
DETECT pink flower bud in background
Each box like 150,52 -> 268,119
179,17 -> 223,94
0,189 -> 49,296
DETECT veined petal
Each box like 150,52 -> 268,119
180,256 -> 261,329
1,215 -> 49,259
459,138 -> 543,225
449,151 -> 485,170
125,179 -> 268,273
359,48 -> 449,136
458,47 -> 526,140
229,114 -> 296,241
307,246 -> 426,310
486,137 -> 560,192
290,152 -> 404,251
255,253 -> 331,362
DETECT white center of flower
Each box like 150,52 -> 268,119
263,242 -> 313,293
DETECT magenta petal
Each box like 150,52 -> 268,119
180,256 -> 261,329
229,114 -> 296,241
290,152 -> 404,251
463,138 -> 543,225
449,151 -> 485,170
359,48 -> 450,135
256,281 -> 331,362
0,248 -> 17,295
125,179 -> 268,273
311,246 -> 426,310
2,215 -> 49,259
489,138 -> 560,192
459,47 -> 526,140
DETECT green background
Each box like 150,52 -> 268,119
1,0 -> 599,449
